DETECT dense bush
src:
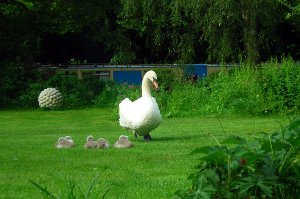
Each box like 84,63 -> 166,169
162,65 -> 265,117
94,82 -> 140,108
206,67 -> 264,116
0,62 -> 32,108
16,74 -> 106,109
2,58 -> 300,116
46,75 -> 106,108
164,58 -> 300,117
19,83 -> 45,108
175,116 -> 300,198
259,58 -> 300,114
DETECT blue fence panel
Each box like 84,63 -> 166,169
113,71 -> 142,85
194,64 -> 207,77
184,64 -> 207,77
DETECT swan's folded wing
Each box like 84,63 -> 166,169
119,97 -> 161,132
119,98 -> 136,129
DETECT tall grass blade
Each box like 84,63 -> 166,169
208,133 -> 221,146
65,178 -> 76,199
217,117 -> 227,136
29,180 -> 59,199
85,174 -> 99,199
101,184 -> 112,199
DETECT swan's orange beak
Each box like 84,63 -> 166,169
153,78 -> 159,90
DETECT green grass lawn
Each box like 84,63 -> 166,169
0,108 -> 289,199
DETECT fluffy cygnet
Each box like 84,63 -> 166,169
96,138 -> 110,149
84,135 -> 97,149
113,135 -> 134,148
55,136 -> 75,148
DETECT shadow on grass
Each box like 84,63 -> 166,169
152,134 -> 205,142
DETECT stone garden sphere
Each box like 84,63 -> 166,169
38,88 -> 63,108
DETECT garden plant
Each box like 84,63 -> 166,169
176,116 -> 300,198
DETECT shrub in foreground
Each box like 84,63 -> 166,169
175,116 -> 300,198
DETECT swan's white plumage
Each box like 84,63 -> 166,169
119,70 -> 162,136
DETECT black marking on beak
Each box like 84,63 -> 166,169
152,78 -> 159,90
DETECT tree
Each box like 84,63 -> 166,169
189,0 -> 281,64
278,0 -> 300,58
116,0 -> 207,64
116,0 -> 172,63
116,0 -> 296,64
0,0 -> 119,107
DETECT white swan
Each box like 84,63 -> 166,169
119,70 -> 162,141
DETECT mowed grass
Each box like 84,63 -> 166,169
0,108 -> 289,199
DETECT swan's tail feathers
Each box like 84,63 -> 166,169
119,98 -> 135,130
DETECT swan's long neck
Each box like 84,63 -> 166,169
142,75 -> 152,97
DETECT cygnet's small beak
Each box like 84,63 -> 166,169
153,78 -> 159,90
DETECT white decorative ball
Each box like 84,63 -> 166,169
38,88 -> 63,108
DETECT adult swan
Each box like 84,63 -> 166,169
119,70 -> 162,141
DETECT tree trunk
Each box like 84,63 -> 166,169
242,0 -> 259,66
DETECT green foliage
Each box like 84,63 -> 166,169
0,62 -> 24,108
46,75 -> 106,109
2,58 -> 300,118
1,0 -> 299,69
206,66 -> 264,116
153,68 -> 182,111
16,74 -> 106,109
164,58 -> 300,117
279,0 -> 300,22
19,83 -> 44,108
175,116 -> 300,198
109,51 -> 136,64
113,0 -> 296,64
93,82 -> 118,108
94,82 -> 140,109
164,65 -> 265,117
164,82 -> 209,117
1,0 -> 299,105
259,57 -> 300,113
68,58 -> 82,65
0,61 -> 42,109
114,83 -> 140,105
3,58 -> 300,119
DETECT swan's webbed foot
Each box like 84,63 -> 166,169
143,134 -> 152,142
